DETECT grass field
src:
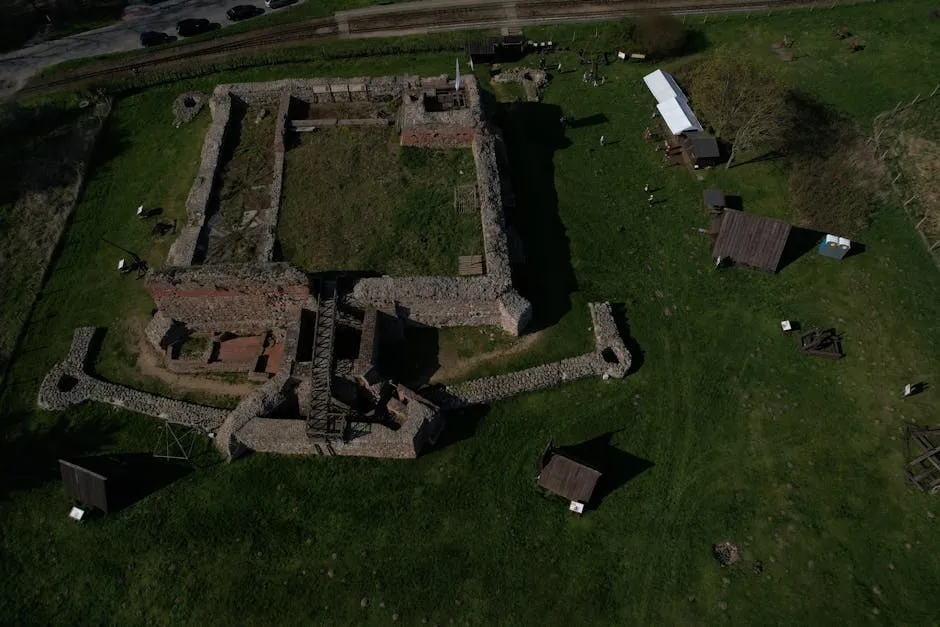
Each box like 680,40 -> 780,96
278,126 -> 482,275
2,1 -> 940,623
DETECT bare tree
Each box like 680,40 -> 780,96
689,48 -> 792,168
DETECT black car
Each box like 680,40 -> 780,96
139,31 -> 173,47
226,4 -> 263,21
176,18 -> 212,37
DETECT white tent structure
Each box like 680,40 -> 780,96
656,98 -> 703,135
643,68 -> 704,135
642,69 -> 686,104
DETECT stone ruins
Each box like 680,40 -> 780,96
38,74 -> 634,461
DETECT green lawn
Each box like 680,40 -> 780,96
3,1 -> 940,623
278,127 -> 482,275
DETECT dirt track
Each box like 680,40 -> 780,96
19,0 -> 826,97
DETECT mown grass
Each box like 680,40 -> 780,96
278,127 -> 481,275
2,1 -> 940,623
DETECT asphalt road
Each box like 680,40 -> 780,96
0,0 -> 301,95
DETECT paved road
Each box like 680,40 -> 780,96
0,0 -> 301,95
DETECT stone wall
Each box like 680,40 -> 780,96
255,89 -> 291,263
445,302 -> 632,406
167,90 -> 234,267
400,127 -> 475,148
146,263 -> 310,334
589,301 -> 632,378
447,354 -> 602,407
350,81 -> 532,335
37,327 -> 227,431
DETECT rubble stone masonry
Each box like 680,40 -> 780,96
146,263 -> 310,334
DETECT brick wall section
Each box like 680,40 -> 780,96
146,263 -> 310,334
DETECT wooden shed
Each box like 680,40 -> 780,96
538,445 -> 602,504
712,209 -> 792,273
682,131 -> 721,167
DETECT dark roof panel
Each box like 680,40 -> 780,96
538,453 -> 602,503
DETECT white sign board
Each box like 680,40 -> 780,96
569,501 -> 585,515
68,507 -> 85,521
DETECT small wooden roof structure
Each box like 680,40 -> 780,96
683,132 -> 721,160
703,189 -> 726,210
538,443 -> 602,503
712,209 -> 792,273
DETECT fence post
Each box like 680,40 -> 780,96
881,150 -> 889,159
904,195 -> 917,207
910,94 -> 920,106
893,172 -> 901,184
931,84 -> 939,98
916,216 -> 928,229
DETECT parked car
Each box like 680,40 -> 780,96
139,31 -> 173,47
176,18 -> 212,37
226,4 -> 264,21
265,0 -> 297,9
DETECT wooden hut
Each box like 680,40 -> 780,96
683,131 -> 721,167
712,209 -> 792,273
537,443 -> 602,507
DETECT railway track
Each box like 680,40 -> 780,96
21,0 -> 823,96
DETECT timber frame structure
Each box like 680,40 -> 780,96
904,424 -> 940,494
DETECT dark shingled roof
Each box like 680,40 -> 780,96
712,209 -> 792,273
703,189 -> 726,209
683,132 -> 721,159
538,453 -> 602,503
466,38 -> 499,56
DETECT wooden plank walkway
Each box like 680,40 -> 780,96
459,254 -> 484,276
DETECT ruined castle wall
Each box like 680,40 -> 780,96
167,90 -> 234,266
400,127 -> 475,148
474,127 -> 512,286
447,354 -> 603,407
351,276 -> 505,328
37,327 -> 227,431
589,302 -> 632,378
147,263 -> 310,333
236,418 -> 321,455
256,89 -> 291,263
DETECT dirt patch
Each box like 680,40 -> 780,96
137,337 -> 259,397
431,330 -> 544,383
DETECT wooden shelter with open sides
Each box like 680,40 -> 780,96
537,441 -> 602,509
711,209 -> 792,273
904,425 -> 940,494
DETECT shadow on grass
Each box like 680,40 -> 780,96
427,403 -> 489,452
779,226 -> 826,272
497,101 -> 577,332
0,410 -> 119,500
60,453 -> 192,513
556,430 -> 653,511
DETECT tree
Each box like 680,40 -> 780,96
634,14 -> 688,58
689,48 -> 792,168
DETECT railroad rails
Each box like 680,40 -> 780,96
22,0 -> 821,96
